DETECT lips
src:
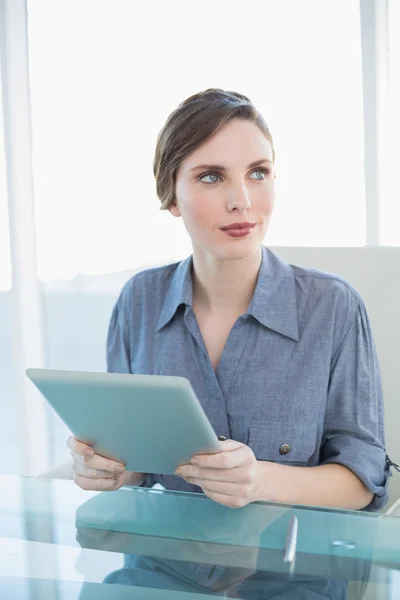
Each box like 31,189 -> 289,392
220,222 -> 256,230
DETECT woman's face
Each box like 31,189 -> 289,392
171,118 -> 276,262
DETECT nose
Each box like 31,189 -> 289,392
226,183 -> 251,213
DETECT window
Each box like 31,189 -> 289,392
0,61 -> 18,474
0,68 -> 11,292
27,0 -> 366,290
380,0 -> 400,245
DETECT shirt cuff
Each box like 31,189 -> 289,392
320,434 -> 391,511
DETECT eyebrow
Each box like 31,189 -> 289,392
189,158 -> 273,172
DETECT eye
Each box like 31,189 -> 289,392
198,172 -> 222,184
249,168 -> 270,180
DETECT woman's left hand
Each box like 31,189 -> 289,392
175,439 -> 261,508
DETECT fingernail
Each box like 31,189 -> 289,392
115,465 -> 125,474
84,448 -> 94,457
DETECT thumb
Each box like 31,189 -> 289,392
219,438 -> 243,452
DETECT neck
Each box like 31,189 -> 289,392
191,247 -> 262,315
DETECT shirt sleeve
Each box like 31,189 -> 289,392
106,283 -> 132,374
106,281 -> 154,488
320,300 -> 391,511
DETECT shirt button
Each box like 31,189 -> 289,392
279,443 -> 291,455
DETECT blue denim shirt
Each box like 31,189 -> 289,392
107,246 -> 390,510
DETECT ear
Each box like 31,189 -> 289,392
168,202 -> 181,217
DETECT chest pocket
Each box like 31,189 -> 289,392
248,419 -> 319,466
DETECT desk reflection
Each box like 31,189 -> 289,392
76,549 -> 357,598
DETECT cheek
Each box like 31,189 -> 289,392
267,191 -> 276,213
180,187 -> 214,225
250,187 -> 273,213
188,197 -> 210,224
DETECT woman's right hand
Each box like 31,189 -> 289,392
67,436 -> 130,491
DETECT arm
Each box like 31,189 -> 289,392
255,461 -> 373,509
176,439 -> 374,510
258,299 -> 389,511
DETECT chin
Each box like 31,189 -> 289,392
213,239 -> 262,263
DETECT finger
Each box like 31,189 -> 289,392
72,451 -> 125,476
191,475 -> 251,508
217,439 -> 244,451
191,443 -> 249,470
187,479 -> 242,497
202,488 -> 247,509
83,454 -> 125,475
73,473 -> 121,491
73,462 -> 118,480
67,436 -> 94,457
178,465 -> 247,483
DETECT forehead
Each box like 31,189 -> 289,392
183,119 -> 274,169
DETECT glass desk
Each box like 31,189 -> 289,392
0,475 -> 399,599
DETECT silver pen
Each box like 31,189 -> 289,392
283,515 -> 298,570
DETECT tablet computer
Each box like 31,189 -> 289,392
25,368 -> 222,475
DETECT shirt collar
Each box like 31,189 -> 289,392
156,255 -> 193,332
248,246 -> 299,341
156,246 -> 299,342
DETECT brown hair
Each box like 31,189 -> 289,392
153,88 -> 275,211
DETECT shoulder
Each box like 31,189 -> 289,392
114,260 -> 181,312
288,262 -> 370,356
267,248 -> 363,313
267,248 -> 367,345
124,261 -> 179,295
290,262 -> 363,310
288,261 -> 367,347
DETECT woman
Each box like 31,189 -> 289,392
68,88 -> 390,512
